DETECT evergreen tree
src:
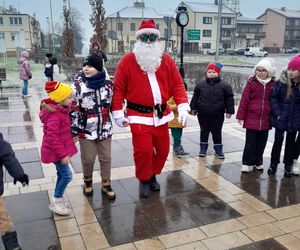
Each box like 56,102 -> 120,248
89,0 -> 108,48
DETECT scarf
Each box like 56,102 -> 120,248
84,70 -> 106,90
256,76 -> 272,85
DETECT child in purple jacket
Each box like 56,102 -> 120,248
40,81 -> 77,216
237,58 -> 276,173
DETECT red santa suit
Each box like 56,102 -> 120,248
112,22 -> 189,182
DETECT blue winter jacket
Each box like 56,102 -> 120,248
270,69 -> 300,131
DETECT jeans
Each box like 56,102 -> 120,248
171,128 -> 183,148
22,80 -> 28,95
54,162 -> 72,198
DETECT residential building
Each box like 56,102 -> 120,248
0,5 -> 41,56
236,16 -> 266,48
105,1 -> 175,54
257,7 -> 300,51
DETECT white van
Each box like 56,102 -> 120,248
244,47 -> 268,57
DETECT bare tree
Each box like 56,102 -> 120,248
89,0 -> 108,48
61,0 -> 75,57
31,13 -> 41,63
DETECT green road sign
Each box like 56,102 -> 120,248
187,29 -> 200,40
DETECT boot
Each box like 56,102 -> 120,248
284,165 -> 293,177
199,143 -> 208,157
83,176 -> 93,196
149,175 -> 160,191
139,181 -> 150,199
173,145 -> 189,158
267,164 -> 277,175
214,144 -> 225,159
2,231 -> 22,250
101,179 -> 116,200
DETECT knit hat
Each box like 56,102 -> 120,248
45,52 -> 52,58
45,81 -> 72,103
255,57 -> 276,77
135,19 -> 160,39
83,53 -> 103,72
288,54 -> 300,71
21,51 -> 29,58
207,62 -> 223,74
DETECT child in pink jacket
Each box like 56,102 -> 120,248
40,81 -> 77,216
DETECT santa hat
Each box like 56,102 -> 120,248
45,81 -> 72,103
255,57 -> 276,77
207,62 -> 223,74
135,19 -> 160,39
21,51 -> 29,58
288,54 -> 300,71
83,53 -> 103,72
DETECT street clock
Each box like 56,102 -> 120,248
176,10 -> 189,27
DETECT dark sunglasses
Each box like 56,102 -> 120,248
139,34 -> 158,43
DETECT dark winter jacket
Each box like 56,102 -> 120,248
0,133 -> 25,195
190,77 -> 235,116
270,69 -> 300,131
236,76 -> 275,130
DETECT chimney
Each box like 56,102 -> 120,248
134,1 -> 145,8
280,7 -> 286,12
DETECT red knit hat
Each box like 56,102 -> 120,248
135,19 -> 160,38
207,62 -> 223,74
45,81 -> 72,103
288,54 -> 300,71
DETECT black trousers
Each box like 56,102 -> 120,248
197,114 -> 224,144
242,129 -> 269,166
270,129 -> 297,166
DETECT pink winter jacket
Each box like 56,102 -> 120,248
18,57 -> 32,80
40,100 -> 77,163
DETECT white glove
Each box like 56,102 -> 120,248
115,117 -> 130,127
178,110 -> 188,126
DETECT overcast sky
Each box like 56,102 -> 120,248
3,0 -> 300,46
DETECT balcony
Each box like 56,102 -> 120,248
236,32 -> 266,38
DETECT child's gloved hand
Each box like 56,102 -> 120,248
13,174 -> 29,186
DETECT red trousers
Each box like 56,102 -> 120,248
130,123 -> 170,181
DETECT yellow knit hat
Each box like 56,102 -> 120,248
45,81 -> 72,103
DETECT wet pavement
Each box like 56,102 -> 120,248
1,85 -> 299,250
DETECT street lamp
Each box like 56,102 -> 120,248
176,6 -> 189,79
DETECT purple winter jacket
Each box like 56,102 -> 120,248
18,57 -> 31,80
40,100 -> 77,163
236,76 -> 275,131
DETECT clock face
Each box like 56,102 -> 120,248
176,11 -> 189,27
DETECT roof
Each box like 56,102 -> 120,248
183,1 -> 236,14
107,6 -> 174,19
258,8 -> 300,19
237,16 -> 266,25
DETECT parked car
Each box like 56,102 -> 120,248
285,47 -> 299,54
207,48 -> 225,55
244,47 -> 268,57
226,48 -> 245,55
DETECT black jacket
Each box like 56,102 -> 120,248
0,133 -> 25,195
190,77 -> 235,115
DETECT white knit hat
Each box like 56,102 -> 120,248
254,57 -> 277,77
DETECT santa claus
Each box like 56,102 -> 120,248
112,19 -> 190,198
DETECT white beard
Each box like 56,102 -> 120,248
133,40 -> 163,73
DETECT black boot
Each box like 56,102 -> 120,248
199,143 -> 208,157
2,231 -> 22,250
214,144 -> 225,159
267,164 -> 277,175
83,176 -> 93,196
149,175 -> 160,191
139,181 -> 150,199
284,165 -> 293,177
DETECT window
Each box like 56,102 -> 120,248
0,33 -> 5,39
156,24 -> 160,30
11,33 -> 16,41
0,17 -> 3,25
221,17 -> 232,25
130,23 -> 135,31
9,16 -> 22,25
117,23 -> 123,31
203,17 -> 212,24
203,30 -> 212,37
221,29 -> 231,37
202,43 -> 211,49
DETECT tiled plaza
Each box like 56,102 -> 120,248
1,85 -> 300,249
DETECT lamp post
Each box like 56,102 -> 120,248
49,0 -> 55,53
176,6 -> 189,80
215,0 -> 222,61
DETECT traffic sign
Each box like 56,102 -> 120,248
187,29 -> 200,40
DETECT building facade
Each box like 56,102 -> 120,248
258,7 -> 300,50
0,5 -> 41,56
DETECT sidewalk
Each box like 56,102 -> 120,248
1,83 -> 300,249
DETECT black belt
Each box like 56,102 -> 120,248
127,101 -> 166,118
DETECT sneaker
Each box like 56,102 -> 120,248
293,165 -> 300,176
254,165 -> 264,171
49,198 -> 71,216
241,165 -> 249,173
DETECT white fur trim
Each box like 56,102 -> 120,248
112,110 -> 125,119
128,112 -> 174,127
135,28 -> 160,39
147,71 -> 161,105
177,103 -> 191,112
